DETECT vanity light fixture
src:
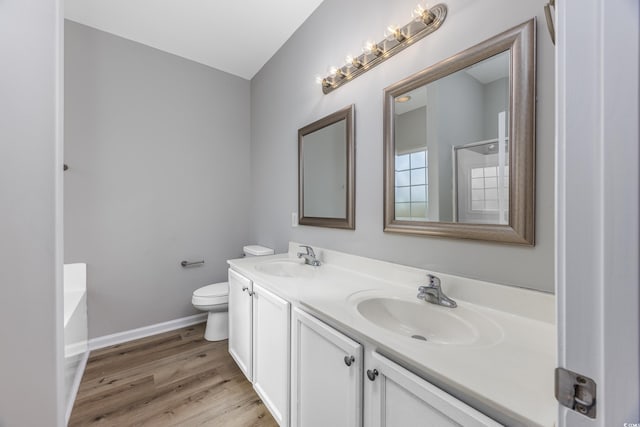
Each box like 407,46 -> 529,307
318,3 -> 447,94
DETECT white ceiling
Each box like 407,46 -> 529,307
395,86 -> 427,115
395,51 -> 510,115
464,51 -> 510,84
64,0 -> 325,80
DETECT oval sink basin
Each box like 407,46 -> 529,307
254,260 -> 314,278
356,297 -> 502,346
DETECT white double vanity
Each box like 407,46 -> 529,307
227,243 -> 556,427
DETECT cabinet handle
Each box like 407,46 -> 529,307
247,290 -> 255,296
242,287 -> 248,292
367,369 -> 379,381
344,355 -> 355,366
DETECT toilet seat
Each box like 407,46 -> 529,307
192,282 -> 228,306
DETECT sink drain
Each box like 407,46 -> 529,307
411,334 -> 428,341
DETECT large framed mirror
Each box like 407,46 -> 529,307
298,105 -> 355,229
384,20 -> 535,245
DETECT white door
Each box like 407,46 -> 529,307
291,308 -> 363,427
252,283 -> 291,427
228,269 -> 253,381
366,352 -> 501,427
556,1 -> 639,426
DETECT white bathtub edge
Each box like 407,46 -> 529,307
63,263 -> 86,293
65,349 -> 89,425
63,289 -> 85,328
88,313 -> 207,351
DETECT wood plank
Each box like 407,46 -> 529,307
111,375 -> 253,426
77,340 -> 229,400
69,323 -> 277,427
82,329 -> 206,381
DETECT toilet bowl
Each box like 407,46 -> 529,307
192,245 -> 274,341
192,282 -> 229,341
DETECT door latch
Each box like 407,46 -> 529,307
555,367 -> 596,418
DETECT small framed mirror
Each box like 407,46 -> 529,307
298,105 -> 355,229
384,20 -> 535,245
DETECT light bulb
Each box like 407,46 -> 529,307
315,75 -> 325,85
363,40 -> 378,55
384,25 -> 397,39
384,24 -> 405,42
412,2 -> 434,24
345,54 -> 362,68
412,4 -> 425,19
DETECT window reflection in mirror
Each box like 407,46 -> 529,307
393,51 -> 510,224
454,139 -> 509,224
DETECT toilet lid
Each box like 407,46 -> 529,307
193,282 -> 228,297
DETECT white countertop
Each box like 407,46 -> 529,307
228,243 -> 556,427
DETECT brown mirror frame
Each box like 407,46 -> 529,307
383,19 -> 536,245
298,105 -> 355,229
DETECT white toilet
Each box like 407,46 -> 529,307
192,245 -> 274,341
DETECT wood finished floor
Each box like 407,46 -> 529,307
69,323 -> 278,427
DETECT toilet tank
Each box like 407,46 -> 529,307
243,245 -> 274,257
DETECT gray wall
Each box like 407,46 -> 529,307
0,0 -> 64,425
250,0 -> 555,292
395,107 -> 427,154
64,21 -> 252,338
483,77 -> 510,140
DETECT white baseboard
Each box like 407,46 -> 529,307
88,313 -> 207,351
65,350 -> 89,425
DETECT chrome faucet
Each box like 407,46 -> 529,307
297,245 -> 321,266
417,274 -> 457,308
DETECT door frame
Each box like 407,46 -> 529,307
556,0 -> 639,425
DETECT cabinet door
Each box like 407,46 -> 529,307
252,283 -> 291,427
367,352 -> 502,427
291,308 -> 363,427
228,269 -> 253,381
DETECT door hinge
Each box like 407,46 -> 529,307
555,367 -> 596,419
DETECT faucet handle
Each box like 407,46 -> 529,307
419,274 -> 456,308
427,274 -> 441,287
298,245 -> 315,256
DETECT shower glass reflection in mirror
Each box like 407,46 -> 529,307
393,50 -> 510,225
